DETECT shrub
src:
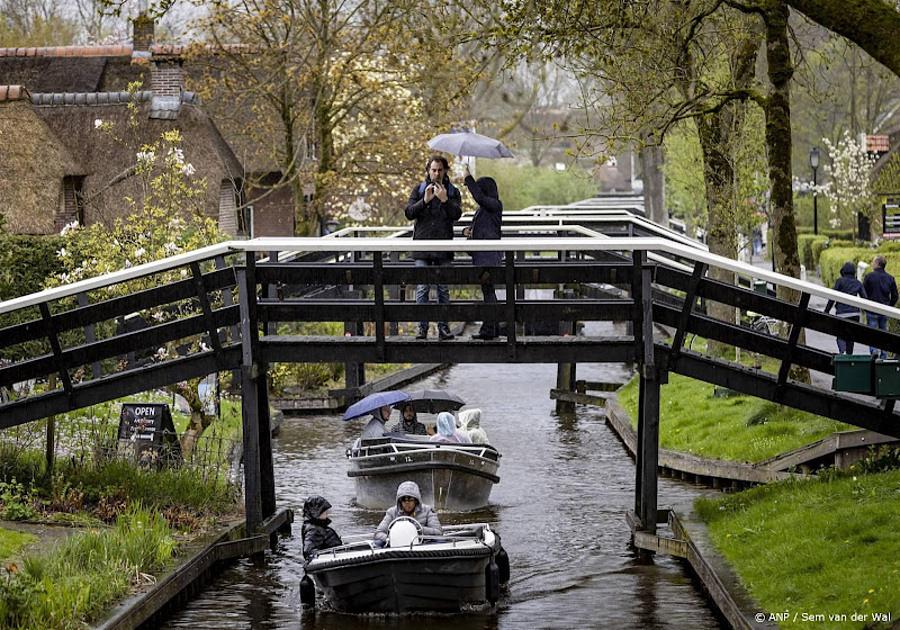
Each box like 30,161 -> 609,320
798,234 -> 828,270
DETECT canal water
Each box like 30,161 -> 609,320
160,343 -> 724,628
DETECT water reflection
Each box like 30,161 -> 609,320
160,330 -> 723,629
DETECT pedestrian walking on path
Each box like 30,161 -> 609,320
824,261 -> 868,354
862,256 -> 898,358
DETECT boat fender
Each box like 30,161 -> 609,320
485,556 -> 500,605
496,545 -> 510,585
300,573 -> 316,609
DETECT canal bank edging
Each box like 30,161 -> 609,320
95,508 -> 293,630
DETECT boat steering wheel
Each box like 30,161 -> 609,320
388,515 -> 424,535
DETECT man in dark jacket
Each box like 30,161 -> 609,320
405,156 -> 462,340
825,261 -> 868,354
863,256 -> 899,358
302,495 -> 342,561
461,164 -> 502,339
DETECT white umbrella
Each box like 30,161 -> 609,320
427,131 -> 514,159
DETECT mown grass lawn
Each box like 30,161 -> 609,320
617,373 -> 852,463
0,527 -> 35,562
696,471 -> 900,629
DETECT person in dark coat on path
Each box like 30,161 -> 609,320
461,164 -> 503,340
373,481 -> 442,547
862,255 -> 899,358
302,495 -> 342,561
824,261 -> 868,354
405,156 -> 463,340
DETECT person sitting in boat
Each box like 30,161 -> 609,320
302,495 -> 343,561
361,405 -> 392,439
458,408 -> 489,445
394,402 -> 428,436
373,481 -> 442,547
429,411 -> 472,444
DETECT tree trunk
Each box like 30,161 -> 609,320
696,114 -> 739,359
765,0 -> 809,382
640,140 -> 667,227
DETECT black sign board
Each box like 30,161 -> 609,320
117,403 -> 182,468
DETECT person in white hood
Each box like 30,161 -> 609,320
458,408 -> 489,444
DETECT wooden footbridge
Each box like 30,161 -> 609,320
2,199 -> 900,549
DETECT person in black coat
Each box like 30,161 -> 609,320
461,164 -> 502,340
405,156 -> 463,340
824,261 -> 868,354
862,255 -> 899,358
302,495 -> 342,562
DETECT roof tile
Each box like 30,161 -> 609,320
0,85 -> 31,102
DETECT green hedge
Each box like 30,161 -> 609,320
798,234 -> 828,271
796,226 -> 854,240
0,234 -> 64,300
819,246 -> 884,288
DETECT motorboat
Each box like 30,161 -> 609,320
302,520 -> 510,613
347,434 -> 501,511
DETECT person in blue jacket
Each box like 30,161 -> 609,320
461,164 -> 503,340
862,256 -> 899,358
824,261 -> 868,354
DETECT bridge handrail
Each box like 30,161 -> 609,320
1,236 -> 898,321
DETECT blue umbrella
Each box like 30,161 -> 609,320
343,390 -> 410,421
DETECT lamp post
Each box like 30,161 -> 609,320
810,146 -> 820,235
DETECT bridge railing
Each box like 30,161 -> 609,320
2,235 -> 900,432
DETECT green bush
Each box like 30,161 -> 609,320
0,235 -> 65,301
798,234 -> 828,270
476,162 -> 599,211
819,247 -> 873,288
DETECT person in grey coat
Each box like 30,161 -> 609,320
373,480 -> 442,546
462,164 -> 503,340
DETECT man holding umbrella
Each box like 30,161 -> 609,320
405,155 -> 462,340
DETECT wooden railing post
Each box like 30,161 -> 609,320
237,254 -> 263,533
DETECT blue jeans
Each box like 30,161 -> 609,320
867,312 -> 888,358
415,258 -> 450,335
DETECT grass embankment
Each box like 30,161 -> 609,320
0,509 -> 176,629
617,373 -> 852,462
697,470 -> 900,629
0,529 -> 35,562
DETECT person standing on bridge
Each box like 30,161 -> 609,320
863,255 -> 898,358
824,261 -> 868,354
461,164 -> 503,340
405,155 -> 462,340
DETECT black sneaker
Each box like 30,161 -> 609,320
472,332 -> 497,340
415,331 -> 428,340
438,331 -> 455,341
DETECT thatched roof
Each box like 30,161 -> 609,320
34,97 -> 242,229
0,88 -> 80,234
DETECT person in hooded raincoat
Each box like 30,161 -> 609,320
429,411 -> 471,444
302,495 -> 343,561
361,405 -> 392,440
458,408 -> 489,445
461,164 -> 503,340
393,402 -> 427,436
824,261 -> 868,354
373,480 -> 442,546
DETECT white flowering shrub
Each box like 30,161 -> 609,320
819,131 -> 878,230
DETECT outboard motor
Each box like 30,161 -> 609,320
496,545 -> 510,585
485,555 -> 500,604
299,573 -> 316,609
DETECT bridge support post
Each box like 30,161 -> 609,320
555,296 -> 578,413
632,250 -> 660,535
238,254 -> 275,533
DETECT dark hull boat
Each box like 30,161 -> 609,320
303,524 -> 509,614
347,436 -> 501,511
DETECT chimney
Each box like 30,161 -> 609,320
151,57 -> 183,98
132,13 -> 155,53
